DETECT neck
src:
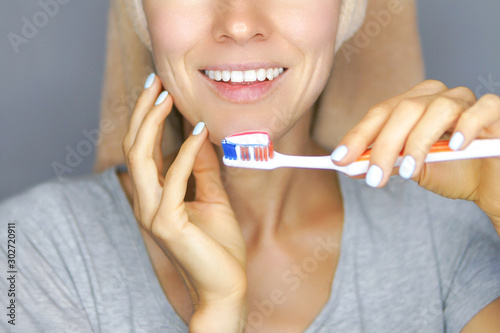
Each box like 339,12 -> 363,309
212,111 -> 343,243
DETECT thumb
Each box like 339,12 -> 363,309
193,136 -> 230,204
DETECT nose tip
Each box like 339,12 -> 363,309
232,22 -> 248,34
213,7 -> 269,45
228,22 -> 262,45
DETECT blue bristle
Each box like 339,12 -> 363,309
221,140 -> 237,160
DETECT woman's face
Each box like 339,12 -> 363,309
143,0 -> 341,144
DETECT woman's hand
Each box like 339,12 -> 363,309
331,80 -> 500,235
122,74 -> 247,332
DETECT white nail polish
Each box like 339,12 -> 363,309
155,91 -> 169,105
449,132 -> 465,151
366,165 -> 383,188
331,145 -> 348,162
144,73 -> 155,89
399,155 -> 416,180
192,122 -> 205,135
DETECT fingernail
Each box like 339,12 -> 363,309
366,165 -> 383,188
449,132 -> 465,151
192,122 -> 206,135
399,155 -> 416,180
331,145 -> 348,162
155,91 -> 169,105
144,73 -> 155,89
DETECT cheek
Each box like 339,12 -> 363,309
281,2 -> 339,52
145,3 -> 209,71
144,3 -> 211,123
278,1 -> 340,102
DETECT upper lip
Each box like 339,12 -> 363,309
200,62 -> 287,71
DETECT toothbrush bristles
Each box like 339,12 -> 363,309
221,131 -> 275,162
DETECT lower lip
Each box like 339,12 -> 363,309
200,71 -> 286,103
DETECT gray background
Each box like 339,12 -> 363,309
1,1 -> 500,201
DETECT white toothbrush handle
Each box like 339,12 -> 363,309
273,153 -> 335,169
423,138 -> 500,163
275,139 -> 500,176
273,153 -> 370,175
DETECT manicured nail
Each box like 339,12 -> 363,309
192,122 -> 205,135
366,165 -> 383,188
144,73 -> 155,89
449,132 -> 465,151
399,155 -> 416,180
155,91 -> 169,105
331,145 -> 348,162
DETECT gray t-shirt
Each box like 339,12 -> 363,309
1,166 -> 499,333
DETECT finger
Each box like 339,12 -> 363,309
444,86 -> 477,106
127,91 -> 173,223
329,104 -> 392,165
122,73 -> 162,155
331,80 -> 449,165
193,138 -> 229,204
154,114 -> 166,179
158,122 -> 208,222
398,92 -> 472,180
364,95 -> 435,187
153,220 -> 245,301
450,93 -> 500,149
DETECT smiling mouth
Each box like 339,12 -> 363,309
202,67 -> 287,84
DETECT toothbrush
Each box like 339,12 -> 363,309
221,131 -> 500,176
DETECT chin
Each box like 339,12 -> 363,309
186,96 -> 305,146
203,114 -> 281,147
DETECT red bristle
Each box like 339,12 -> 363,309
245,147 -> 250,161
263,147 -> 268,161
240,146 -> 244,160
269,142 -> 274,159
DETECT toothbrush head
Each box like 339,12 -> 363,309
221,131 -> 274,162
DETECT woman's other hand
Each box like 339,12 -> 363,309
122,73 -> 247,332
331,80 -> 500,235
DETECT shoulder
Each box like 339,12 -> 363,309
1,167 -> 123,224
0,166 -> 134,249
0,166 -> 168,331
340,174 -> 494,237
339,174 -> 500,267
339,175 -> 500,332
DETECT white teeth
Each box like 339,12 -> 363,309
266,68 -> 274,80
214,71 -> 222,81
204,67 -> 285,82
257,68 -> 267,81
244,70 -> 257,82
231,71 -> 244,83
